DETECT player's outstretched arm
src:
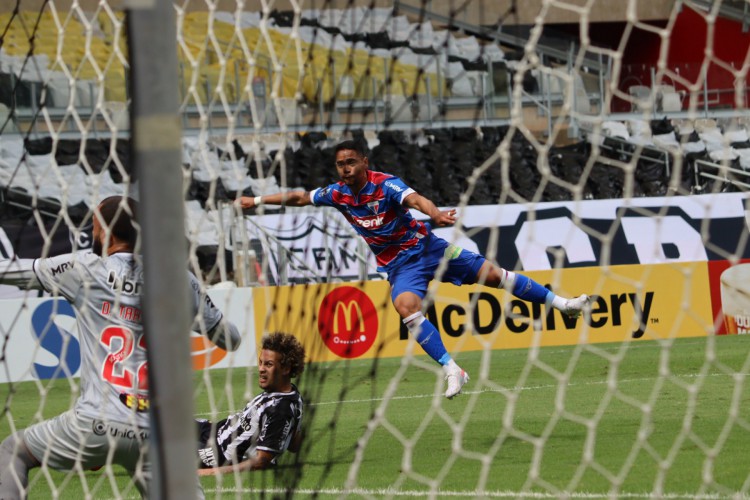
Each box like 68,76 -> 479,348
403,193 -> 457,227
236,191 -> 312,209
0,258 -> 43,289
197,449 -> 276,476
206,320 -> 241,351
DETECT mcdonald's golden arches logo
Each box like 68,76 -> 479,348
318,286 -> 379,358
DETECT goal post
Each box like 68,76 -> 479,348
127,1 -> 197,499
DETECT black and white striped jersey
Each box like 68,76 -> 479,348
197,384 -> 303,468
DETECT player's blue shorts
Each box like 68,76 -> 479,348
388,235 -> 486,302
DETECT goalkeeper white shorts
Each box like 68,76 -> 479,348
23,409 -> 149,474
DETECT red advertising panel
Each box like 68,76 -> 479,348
708,259 -> 750,335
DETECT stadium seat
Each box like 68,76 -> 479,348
184,200 -> 221,247
694,118 -> 718,133
90,169 -> 130,204
0,137 -> 24,161
247,174 -> 281,197
628,85 -> 653,111
653,132 -> 680,151
102,101 -> 129,130
629,119 -> 651,137
723,127 -> 749,144
601,121 -> 630,140
656,85 -> 682,112
734,148 -> 750,170
0,103 -> 18,133
673,118 -> 694,136
450,71 -> 485,97
698,126 -> 724,153
708,148 -> 738,162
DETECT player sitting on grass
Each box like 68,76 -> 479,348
236,140 -> 590,400
0,196 -> 241,499
196,332 -> 305,474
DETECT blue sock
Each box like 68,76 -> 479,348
511,274 -> 552,304
403,312 -> 451,365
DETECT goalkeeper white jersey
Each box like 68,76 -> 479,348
30,251 -> 223,428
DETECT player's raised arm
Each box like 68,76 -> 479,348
236,191 -> 312,210
403,192 -> 457,227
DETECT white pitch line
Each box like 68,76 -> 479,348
305,371 -> 730,407
204,486 -> 748,499
194,371 -> 731,416
103,485 -> 747,499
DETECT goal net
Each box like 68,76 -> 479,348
1,0 -> 750,498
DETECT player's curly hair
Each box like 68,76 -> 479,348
261,332 -> 306,378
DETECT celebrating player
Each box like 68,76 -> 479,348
196,332 -> 305,474
0,196 -> 241,499
236,140 -> 589,399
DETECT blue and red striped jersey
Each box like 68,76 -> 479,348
311,170 -> 429,272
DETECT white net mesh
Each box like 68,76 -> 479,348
2,0 -> 750,498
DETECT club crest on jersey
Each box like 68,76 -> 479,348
366,200 -> 379,214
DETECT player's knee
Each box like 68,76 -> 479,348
393,293 -> 421,318
0,431 -> 37,469
0,431 -> 38,499
488,267 -> 505,286
0,433 -> 15,455
477,262 -> 504,287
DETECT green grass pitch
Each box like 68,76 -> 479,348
4,335 -> 750,499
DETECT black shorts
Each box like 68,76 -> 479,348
195,418 -> 223,469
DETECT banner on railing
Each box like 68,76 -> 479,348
243,209 -> 380,284
245,193 -> 750,284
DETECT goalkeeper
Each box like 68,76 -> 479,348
196,332 -> 305,474
236,140 -> 589,399
0,196 -> 241,499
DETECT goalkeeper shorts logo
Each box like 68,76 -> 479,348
92,420 -> 149,440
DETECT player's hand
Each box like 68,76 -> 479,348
432,208 -> 457,227
235,196 -> 255,210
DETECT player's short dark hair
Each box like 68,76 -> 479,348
98,196 -> 139,248
334,140 -> 368,159
261,332 -> 306,378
